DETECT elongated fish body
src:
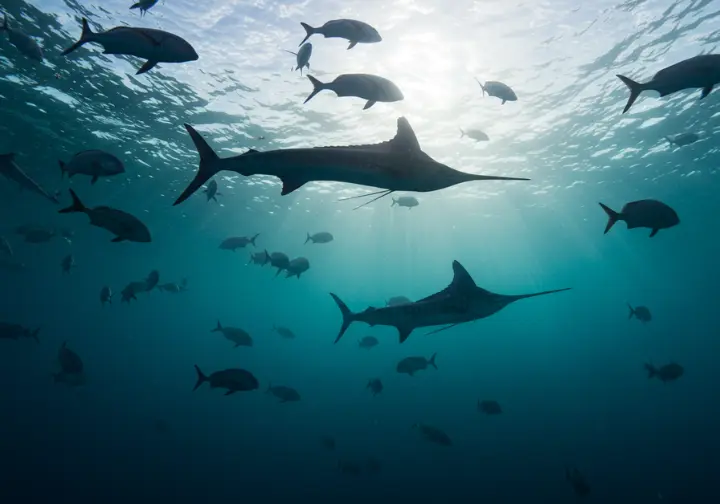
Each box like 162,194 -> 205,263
58,189 -> 151,243
174,117 -> 529,205
62,18 -> 198,75
617,55 -> 720,113
476,79 -> 517,104
60,150 -> 125,184
299,19 -> 381,50
1,14 -> 43,61
305,74 -> 403,109
285,43 -> 312,74
0,153 -> 59,204
130,0 -> 159,16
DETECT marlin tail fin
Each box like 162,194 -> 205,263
627,303 -> 635,319
616,74 -> 646,114
193,365 -> 207,391
62,18 -> 94,56
329,293 -> 356,344
174,124 -> 222,205
304,75 -> 326,104
299,22 -> 316,46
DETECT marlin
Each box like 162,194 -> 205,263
173,117 -> 529,208
0,153 -> 59,204
329,260 -> 571,344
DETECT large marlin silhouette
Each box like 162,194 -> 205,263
330,260 -> 571,344
173,117 -> 528,208
0,153 -> 58,204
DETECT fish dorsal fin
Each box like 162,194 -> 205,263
391,117 -> 421,153
243,149 -> 259,155
449,260 -> 477,294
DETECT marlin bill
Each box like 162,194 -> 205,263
173,117 -> 529,208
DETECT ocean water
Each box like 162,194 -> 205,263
2,0 -> 720,502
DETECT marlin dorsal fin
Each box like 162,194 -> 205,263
391,117 -> 421,153
450,260 -> 478,294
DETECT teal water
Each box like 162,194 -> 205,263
2,0 -> 720,502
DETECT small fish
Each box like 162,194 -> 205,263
284,43 -> 312,75
1,13 -> 43,61
460,128 -> 489,142
367,378 -> 383,396
120,281 -> 146,303
193,365 -> 259,395
305,232 -> 333,244
666,132 -> 700,147
59,150 -> 125,185
286,257 -> 310,279
0,236 -> 13,256
645,362 -> 684,382
566,467 -> 591,497
617,55 -> 720,114
358,336 -> 379,349
266,384 -> 301,403
100,286 -> 112,306
56,341 -> 83,375
62,18 -> 198,75
273,325 -> 296,339
212,320 -> 253,347
386,296 -> 411,306
249,250 -> 270,266
268,251 -> 290,276
0,153 -> 59,204
599,200 -> 679,238
129,0 -> 159,17
203,179 -> 222,202
219,234 -> 259,251
61,254 -> 76,274
58,189 -> 151,243
157,281 -> 187,293
475,78 -> 517,104
298,19 -> 382,50
0,322 -> 39,343
22,228 -> 56,243
478,400 -> 502,415
305,74 -> 404,110
391,196 -> 418,209
628,304 -> 651,322
144,269 -> 160,291
412,423 -> 452,446
396,354 -> 437,376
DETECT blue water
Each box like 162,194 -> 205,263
2,0 -> 720,502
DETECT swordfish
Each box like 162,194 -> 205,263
173,117 -> 529,208
330,260 -> 571,344
0,153 -> 58,204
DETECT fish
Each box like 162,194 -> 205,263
396,354 -> 437,376
61,254 -> 76,274
266,384 -> 301,402
1,13 -> 43,61
616,55 -> 720,114
478,400 -> 502,415
286,257 -> 310,278
305,232 -> 333,244
460,128 -> 489,142
174,117 -> 529,208
644,362 -> 684,382
144,269 -> 160,291
157,281 -> 187,293
0,236 -> 12,256
358,336 -> 379,349
249,250 -> 270,265
58,189 -> 151,243
22,228 -> 56,243
284,43 -> 312,74
57,341 -> 83,374
219,234 -> 259,251
273,325 -> 296,339
193,365 -> 259,395
62,18 -> 198,75
0,153 -> 59,204
391,196 -> 418,209
203,180 -> 222,202
59,150 -> 125,185
331,260 -> 571,344
566,467 -> 591,497
212,320 -> 253,347
367,378 -> 383,396
120,281 -> 146,302
100,286 -> 112,306
475,78 -> 517,104
0,322 -> 39,343
665,132 -> 700,147
412,423 -> 452,446
628,304 -> 651,322
267,251 -> 290,276
599,200 -> 679,238
386,296 -> 411,306
130,0 -> 159,17
304,74 -> 403,109
298,19 -> 382,50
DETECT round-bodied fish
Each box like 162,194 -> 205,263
666,132 -> 699,147
644,362 -> 683,382
598,199 -> 679,238
193,365 -> 259,395
203,179 -> 222,202
412,423 -> 452,446
284,43 -> 312,74
212,320 -> 252,347
100,286 -> 112,306
305,232 -> 333,244
304,74 -> 404,110
628,304 -> 651,322
475,78 -> 517,104
358,336 -> 379,349
130,0 -> 159,17
396,354 -> 437,376
59,150 -> 125,185
478,400 -> 502,415
273,325 -> 296,339
298,19 -> 381,50
391,196 -> 418,209
286,257 -> 310,279
460,128 -> 489,142
1,14 -> 43,61
220,234 -> 259,251
266,384 -> 301,402
268,251 -> 290,275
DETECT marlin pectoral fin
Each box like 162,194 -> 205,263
111,236 -> 125,242
363,100 -> 376,110
701,85 -> 714,99
136,60 -> 158,75
91,175 -> 99,185
649,228 -> 659,238
347,41 -> 358,50
279,176 -> 307,196
397,326 -> 414,344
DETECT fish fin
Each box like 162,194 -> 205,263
649,228 -> 659,238
644,363 -> 657,379
598,202 -> 621,234
305,232 -> 311,244
279,176 -> 306,196
299,22 -> 316,46
130,2 -> 142,9
428,353 -> 437,370
30,328 -> 40,344
397,326 -> 414,344
62,18 -> 94,56
212,320 -> 222,332
174,124 -> 222,205
363,100 -> 377,110
391,197 -> 397,206
111,236 -> 125,242
347,40 -> 358,50
701,85 -> 714,99
304,75 -> 327,104
250,233 -> 259,246
424,323 -> 463,336
136,60 -> 158,75
616,74 -> 646,114
627,303 -> 635,319
502,100 -> 506,104
391,117 -> 421,153
329,293 -> 356,343
449,260 -> 478,294
224,389 -> 237,395
91,174 -> 99,185
474,77 -> 485,95
459,128 -> 465,138
283,49 -> 298,56
58,189 -> 87,214
59,160 -> 67,177
138,31 -> 161,46
193,365 -> 207,391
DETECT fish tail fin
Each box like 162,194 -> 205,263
459,128 -> 465,138
193,365 -> 207,391
474,77 -> 486,96
305,232 -> 311,244
644,363 -> 657,378
250,233 -> 259,246
265,382 -> 272,394
329,293 -> 356,344
304,75 -> 326,104
299,22 -> 316,46
62,18 -> 94,56
616,74 -> 646,114
391,197 -> 398,206
30,328 -> 40,344
59,160 -> 67,178
428,353 -> 437,370
598,202 -> 621,234
174,124 -> 222,205
627,303 -> 635,319
212,320 -> 222,332
58,189 -> 86,214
